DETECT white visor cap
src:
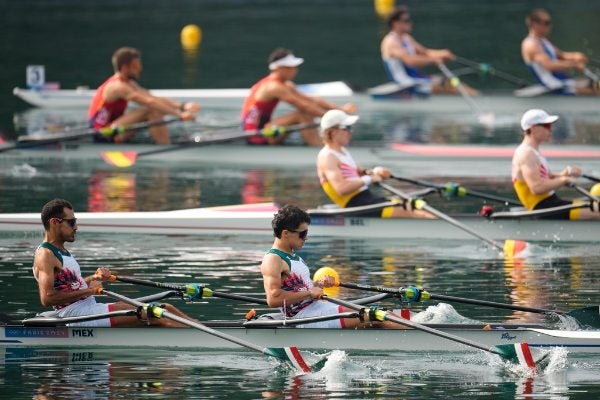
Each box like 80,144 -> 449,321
520,109 -> 559,131
320,109 -> 359,135
268,53 -> 304,71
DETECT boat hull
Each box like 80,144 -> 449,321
1,324 -> 599,353
0,205 -> 597,242
3,143 -> 600,177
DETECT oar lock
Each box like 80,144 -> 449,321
136,302 -> 166,321
181,283 -> 211,301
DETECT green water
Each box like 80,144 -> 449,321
2,1 -> 600,398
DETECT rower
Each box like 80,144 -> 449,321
512,109 -> 600,220
88,47 -> 201,144
240,47 -> 357,146
316,109 -> 433,218
33,198 -> 197,327
260,204 -> 416,329
521,8 -> 599,95
380,6 -> 478,96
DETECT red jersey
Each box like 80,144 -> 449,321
240,75 -> 281,144
88,75 -> 129,129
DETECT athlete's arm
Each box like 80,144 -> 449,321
317,151 -> 381,196
271,83 -> 329,116
519,151 -> 571,194
524,40 -> 583,72
261,253 -> 320,308
34,248 -> 98,307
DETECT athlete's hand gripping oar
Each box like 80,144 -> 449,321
101,288 -> 319,373
101,121 -> 320,168
391,175 -> 521,206
321,294 -> 538,371
437,63 -> 494,127
337,281 -> 600,329
378,181 -> 530,257
109,275 -> 268,305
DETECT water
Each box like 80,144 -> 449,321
2,0 -> 600,398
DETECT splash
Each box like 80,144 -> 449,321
9,163 -> 37,178
411,303 -> 481,324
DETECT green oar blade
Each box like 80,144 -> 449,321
567,306 -> 600,329
493,343 -> 536,370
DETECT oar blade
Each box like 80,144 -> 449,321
264,347 -> 313,373
503,239 -> 530,257
494,343 -> 537,371
567,306 -> 600,329
101,151 -> 138,168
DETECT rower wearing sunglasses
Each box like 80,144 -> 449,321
32,198 -> 197,327
261,205 -> 411,329
316,110 -> 432,218
521,8 -> 598,95
512,109 -> 600,220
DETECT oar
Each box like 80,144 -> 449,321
583,68 -> 600,89
391,175 -> 521,206
322,294 -> 538,371
454,56 -> 532,87
378,181 -> 530,256
109,275 -> 268,305
17,117 -> 183,144
569,183 -> 600,202
337,281 -> 600,329
583,173 -> 600,183
437,63 -> 494,126
101,121 -> 320,168
101,289 -> 320,373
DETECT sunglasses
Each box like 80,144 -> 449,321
53,217 -> 78,228
289,229 -> 308,239
537,123 -> 553,130
536,19 -> 551,26
339,125 -> 353,132
400,18 -> 412,23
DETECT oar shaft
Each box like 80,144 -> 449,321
378,182 -> 504,251
102,289 -> 268,354
112,275 -> 268,305
583,173 -> 600,183
454,56 -> 531,87
324,295 -> 502,356
571,184 -> 600,202
438,63 -> 484,115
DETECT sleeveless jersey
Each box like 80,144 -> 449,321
268,248 -> 314,317
512,143 -> 553,209
524,36 -> 574,94
88,75 -> 129,129
33,242 -> 97,310
318,146 -> 366,207
241,75 -> 281,144
382,32 -> 431,94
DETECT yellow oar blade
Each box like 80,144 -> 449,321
101,151 -> 138,168
503,240 -> 529,257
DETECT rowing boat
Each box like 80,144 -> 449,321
1,322 -> 598,353
3,141 -> 600,177
12,81 -> 354,109
0,202 -> 597,242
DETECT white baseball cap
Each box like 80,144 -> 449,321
320,110 -> 359,134
520,109 -> 559,131
268,53 -> 304,71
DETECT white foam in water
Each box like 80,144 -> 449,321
542,347 -> 569,375
9,163 -> 37,178
411,303 -> 481,324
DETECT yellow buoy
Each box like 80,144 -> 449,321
180,24 -> 202,49
591,183 -> 600,197
374,0 -> 395,19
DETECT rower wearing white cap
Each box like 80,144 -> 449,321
241,48 -> 356,146
512,109 -> 600,220
316,110 -> 433,218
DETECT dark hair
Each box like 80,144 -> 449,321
387,6 -> 410,29
112,47 -> 141,72
271,205 -> 311,238
526,8 -> 549,27
41,199 -> 73,230
268,48 -> 293,64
